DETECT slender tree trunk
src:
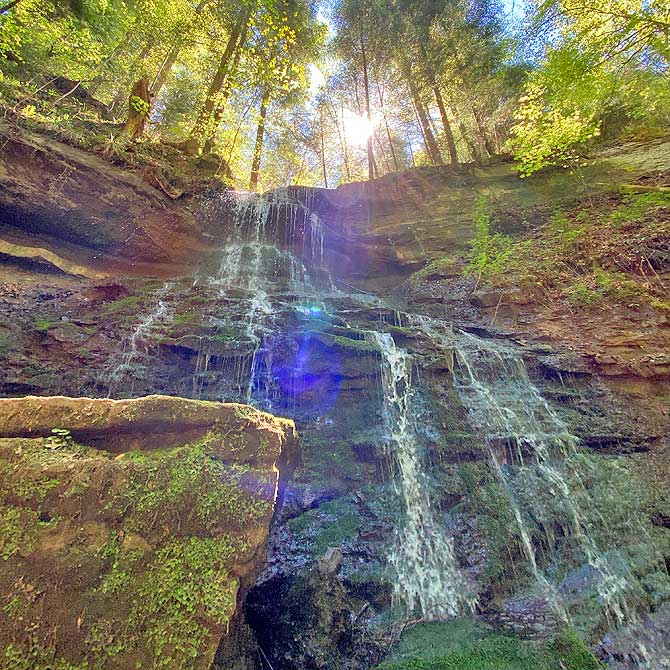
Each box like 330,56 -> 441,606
471,102 -> 495,156
406,72 -> 442,164
249,85 -> 270,191
188,8 -> 249,155
151,0 -> 212,100
375,130 -> 391,174
407,134 -> 416,167
432,85 -> 458,164
422,56 -> 458,164
374,73 -> 399,171
151,45 -> 181,98
360,35 -> 375,182
458,119 -> 481,163
226,94 -> 256,165
447,40 -> 497,157
340,100 -> 351,181
202,20 -> 247,153
320,107 -> 328,188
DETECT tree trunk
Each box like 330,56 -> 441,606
122,76 -> 151,140
188,8 -> 249,155
151,45 -> 181,99
319,108 -> 329,188
360,36 -> 375,182
471,102 -> 496,156
406,71 -> 442,164
150,0 -> 209,101
374,73 -> 399,171
339,100 -> 351,181
407,134 -> 416,167
432,85 -> 458,164
202,20 -> 248,153
458,119 -> 482,163
249,86 -> 270,191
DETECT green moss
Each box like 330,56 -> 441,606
33,316 -> 57,332
456,463 -> 522,583
408,255 -> 462,286
101,294 -> 144,316
0,328 -> 16,356
129,536 -> 241,668
0,504 -> 36,560
332,334 -> 379,354
288,497 -> 363,557
108,434 -> 273,534
375,621 -> 601,670
566,282 -> 602,307
3,641 -> 89,670
0,424 -> 277,670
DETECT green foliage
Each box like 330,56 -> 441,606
508,54 -> 602,177
130,95 -> 149,116
509,0 -> 670,177
609,191 -> 670,226
465,197 -> 512,278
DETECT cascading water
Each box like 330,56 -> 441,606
90,181 -> 670,667
367,330 -> 474,619
102,281 -> 174,395
412,315 -> 670,648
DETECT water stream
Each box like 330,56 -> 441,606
102,280 -> 175,396
412,315 -> 669,643
97,187 -> 670,664
367,330 -> 474,619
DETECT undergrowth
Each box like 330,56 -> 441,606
464,189 -> 670,315
376,620 -> 601,670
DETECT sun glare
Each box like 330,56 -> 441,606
342,109 -> 376,146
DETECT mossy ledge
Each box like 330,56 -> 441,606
0,395 -> 299,670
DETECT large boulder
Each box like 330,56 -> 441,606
0,394 -> 298,670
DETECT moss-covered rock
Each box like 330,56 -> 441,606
0,395 -> 298,670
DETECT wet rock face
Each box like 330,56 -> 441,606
0,121 -> 212,276
1,145 -> 670,670
0,395 -> 297,670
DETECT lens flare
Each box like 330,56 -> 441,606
342,108 -> 377,146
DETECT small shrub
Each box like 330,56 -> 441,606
465,197 -> 513,278
566,283 -> 601,307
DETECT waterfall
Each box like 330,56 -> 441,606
412,315 -> 668,636
367,330 -> 474,619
